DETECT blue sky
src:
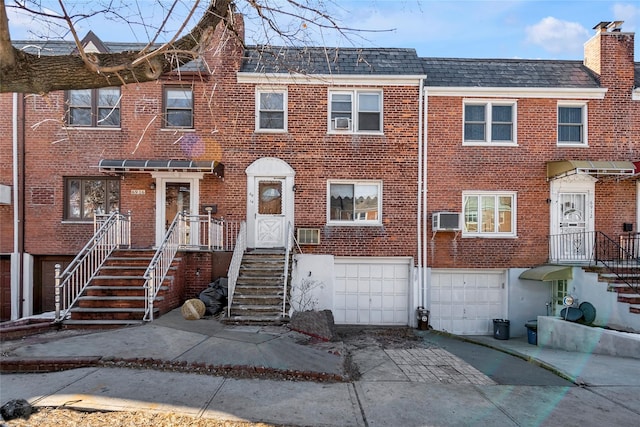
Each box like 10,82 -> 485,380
6,1 -> 640,60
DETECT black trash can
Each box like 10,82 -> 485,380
416,307 -> 430,330
493,319 -> 510,340
525,320 -> 537,345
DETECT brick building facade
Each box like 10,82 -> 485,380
1,18 -> 638,335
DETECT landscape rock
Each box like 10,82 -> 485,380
289,310 -> 336,341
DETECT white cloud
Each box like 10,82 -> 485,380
613,3 -> 640,32
525,17 -> 590,55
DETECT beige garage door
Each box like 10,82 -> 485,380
334,258 -> 411,325
430,270 -> 506,335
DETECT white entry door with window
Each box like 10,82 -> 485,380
549,175 -> 595,262
246,158 -> 295,249
152,173 -> 202,247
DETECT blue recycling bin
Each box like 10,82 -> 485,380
525,320 -> 537,345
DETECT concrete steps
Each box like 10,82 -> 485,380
225,249 -> 291,325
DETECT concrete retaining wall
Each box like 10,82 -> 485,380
538,316 -> 640,360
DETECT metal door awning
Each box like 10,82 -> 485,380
519,265 -> 573,282
547,160 -> 636,181
99,159 -> 224,178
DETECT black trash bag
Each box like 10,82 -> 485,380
199,277 -> 228,316
1,399 -> 34,421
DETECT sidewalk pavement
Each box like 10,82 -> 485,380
2,310 -> 640,426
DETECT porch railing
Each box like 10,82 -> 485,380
176,212 -> 240,251
143,212 -> 181,321
550,230 -> 639,292
54,211 -> 131,322
226,221 -> 247,317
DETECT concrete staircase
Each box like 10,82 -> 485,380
225,249 -> 290,325
588,265 -> 640,316
64,249 -> 176,329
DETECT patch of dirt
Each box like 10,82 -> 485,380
334,325 -> 423,350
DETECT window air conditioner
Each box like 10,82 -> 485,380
297,228 -> 321,245
333,117 -> 351,130
432,212 -> 461,231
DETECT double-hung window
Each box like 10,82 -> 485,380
558,103 -> 587,146
462,192 -> 516,237
67,88 -> 121,127
256,88 -> 287,132
463,100 -> 516,145
329,90 -> 382,133
328,181 -> 382,225
164,87 -> 194,128
64,177 -> 120,221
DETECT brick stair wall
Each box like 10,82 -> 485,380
585,265 -> 640,316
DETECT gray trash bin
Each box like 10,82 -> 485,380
493,319 -> 510,340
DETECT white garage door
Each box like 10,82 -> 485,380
430,270 -> 506,335
334,258 -> 411,325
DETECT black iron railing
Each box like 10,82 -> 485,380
550,231 -> 639,293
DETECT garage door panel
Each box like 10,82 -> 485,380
430,270 -> 506,335
334,258 -> 410,325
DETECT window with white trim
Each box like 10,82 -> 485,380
256,88 -> 287,131
64,177 -> 120,221
328,181 -> 382,225
463,100 -> 516,145
462,192 -> 516,237
558,102 -> 587,146
329,90 -> 382,133
67,88 -> 121,127
163,87 -> 193,128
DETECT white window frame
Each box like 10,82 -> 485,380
557,101 -> 588,147
462,191 -> 517,238
328,89 -> 383,134
255,86 -> 288,133
463,99 -> 517,146
327,180 -> 383,226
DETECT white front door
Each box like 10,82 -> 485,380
549,175 -> 595,262
245,158 -> 295,249
152,173 -> 202,247
255,178 -> 286,248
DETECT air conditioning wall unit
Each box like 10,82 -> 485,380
333,117 -> 351,130
432,212 -> 461,231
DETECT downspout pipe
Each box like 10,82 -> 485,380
422,88 -> 429,310
417,78 -> 425,314
12,92 -> 21,320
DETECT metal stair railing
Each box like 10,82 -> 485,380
593,231 -> 639,293
54,210 -> 131,323
176,211 -> 240,251
142,212 -> 182,321
226,221 -> 247,317
282,222 -> 302,317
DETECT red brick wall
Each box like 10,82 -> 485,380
426,90 -> 638,269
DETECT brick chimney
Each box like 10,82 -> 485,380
583,21 -> 635,91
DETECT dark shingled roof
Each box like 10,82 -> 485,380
13,39 -> 205,72
421,58 -> 602,88
241,46 -> 425,76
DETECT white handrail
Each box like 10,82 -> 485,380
54,211 -> 131,322
226,221 -> 247,317
143,211 -> 182,321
